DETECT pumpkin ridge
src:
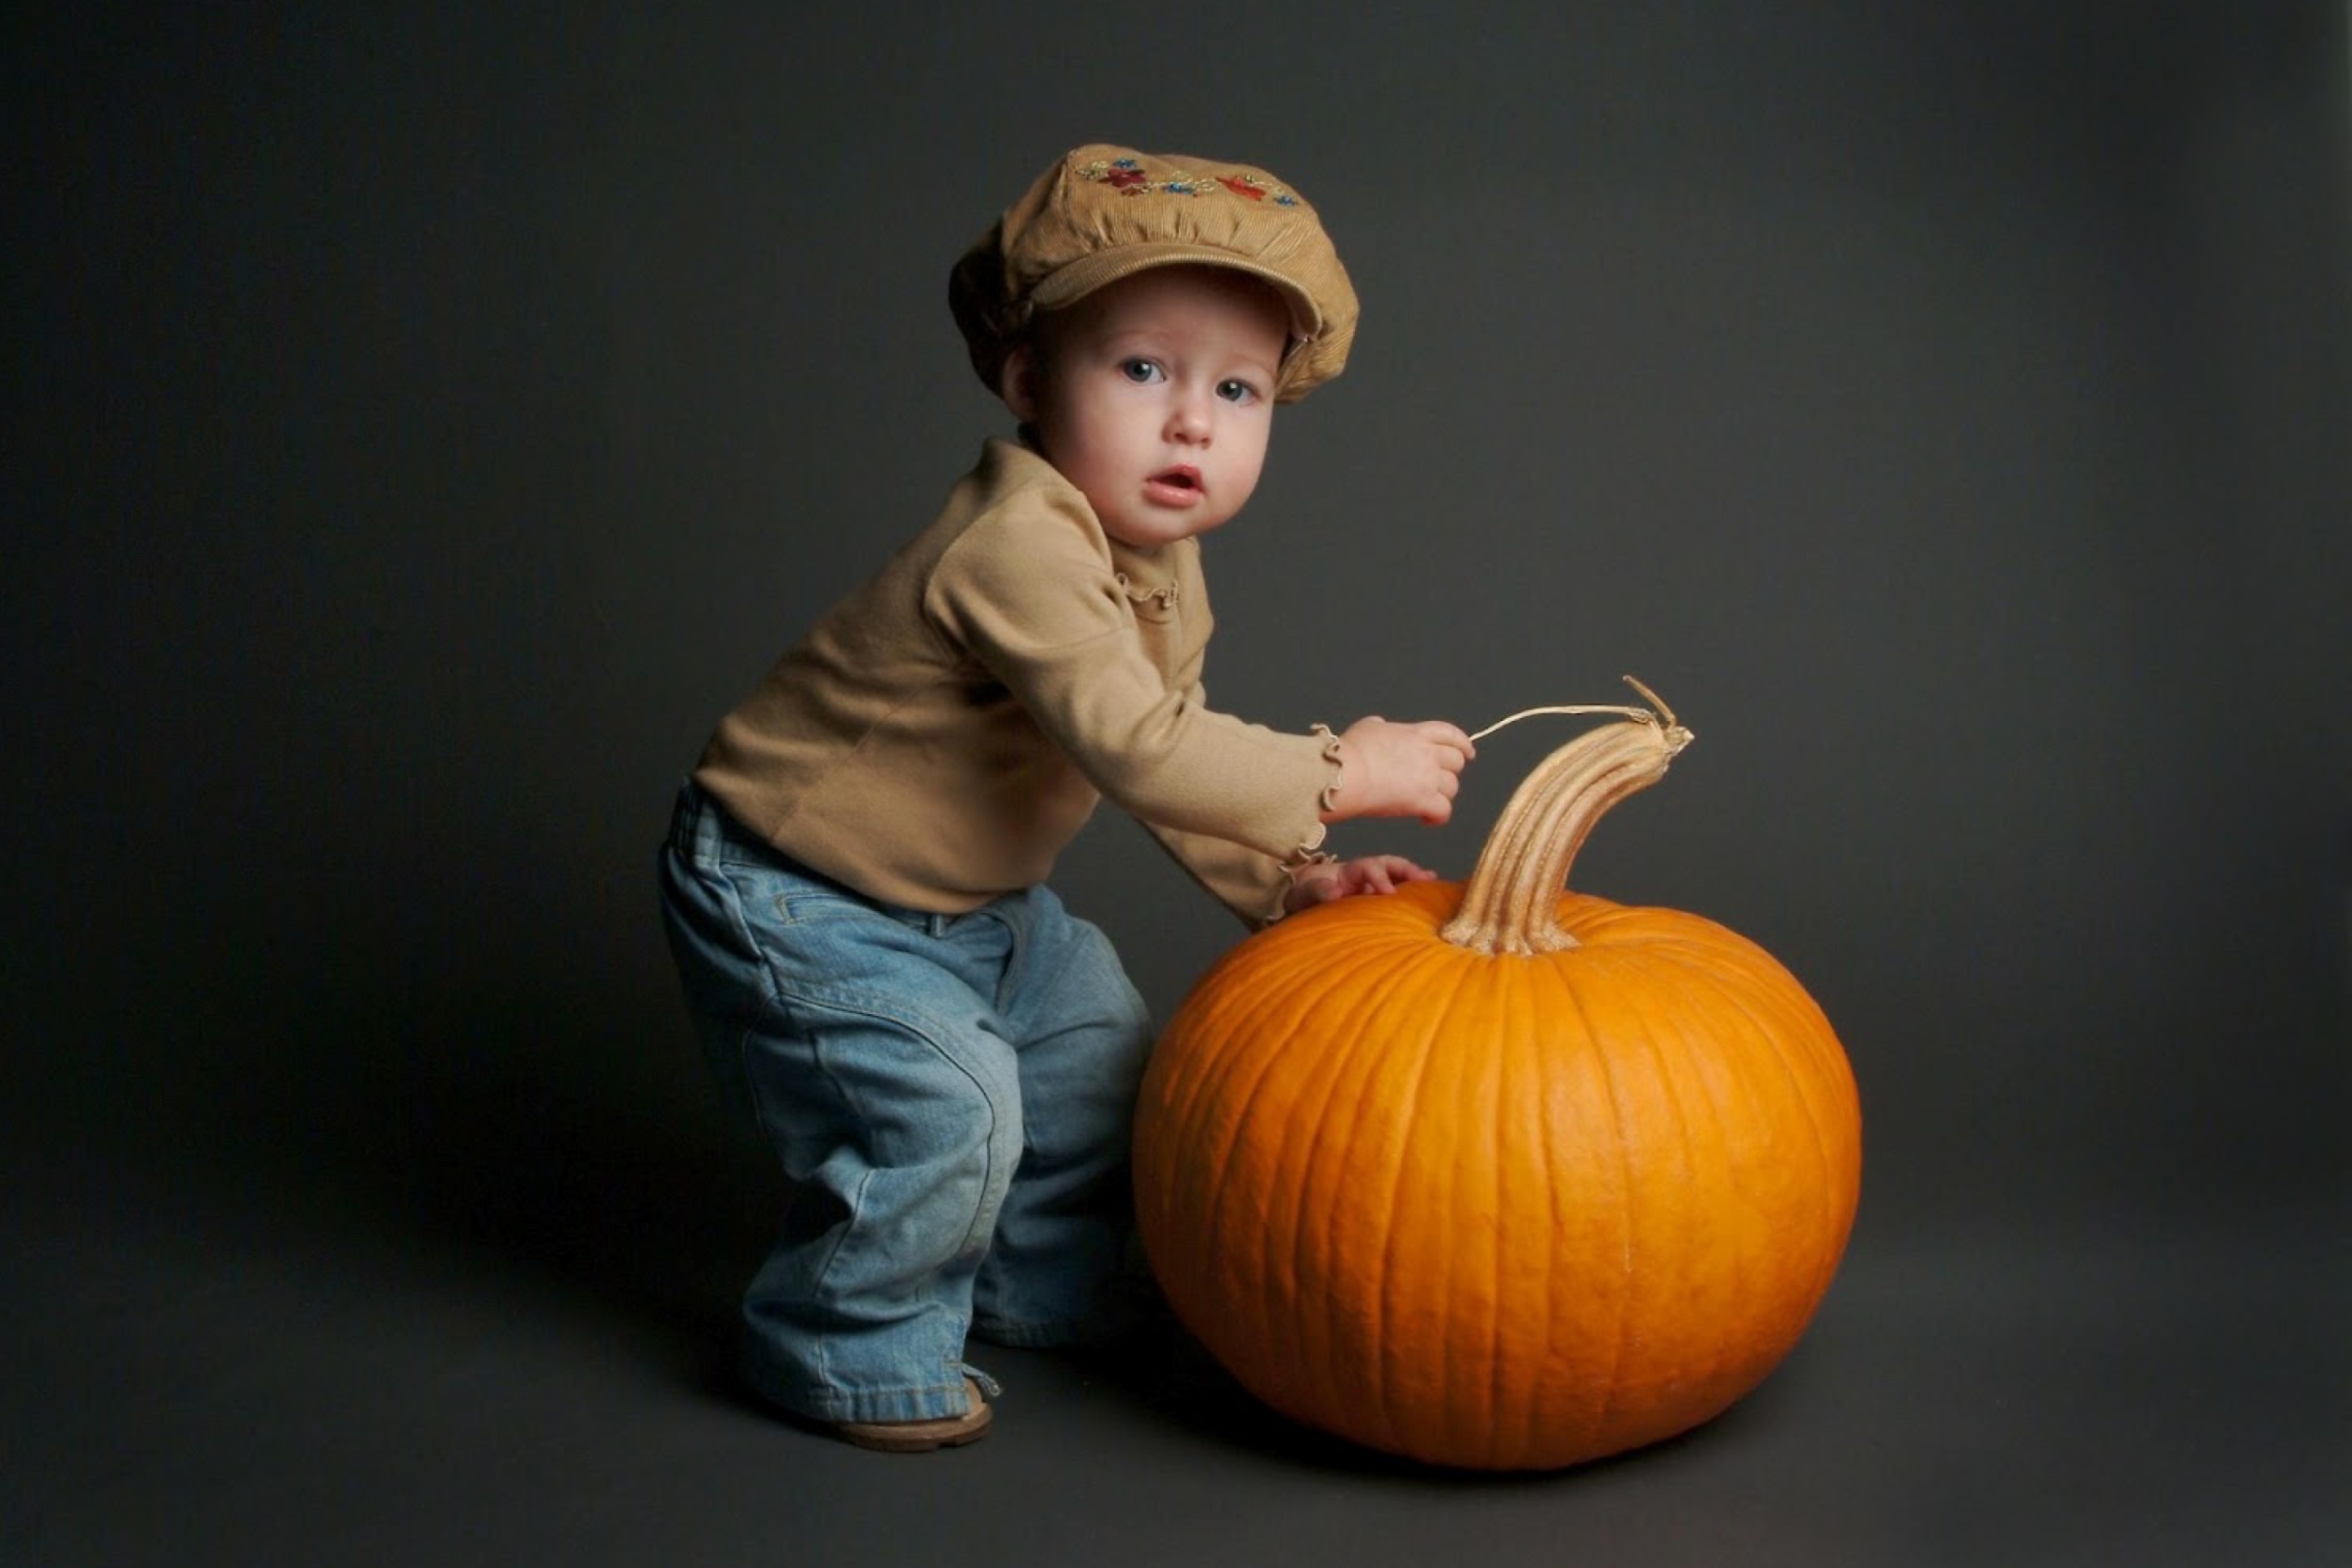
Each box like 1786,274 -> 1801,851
1646,938 -> 1846,1158
1622,951 -> 1746,1406
1446,947 -> 1507,1463
1567,949 -> 1642,1450
1147,944 -> 1274,1141
1517,955 -> 1594,1454
1494,950 -> 1549,1462
1303,936 -> 1463,1443
1296,986 -> 1382,1440
1672,940 -> 1860,1313
1202,926 -> 1419,1397
1637,937 -> 1855,1373
1371,949 -> 1491,1455
1160,947 -> 1307,1374
1143,904 -> 1453,1425
1169,919 -> 1386,1152
1205,983 -> 1307,1396
1526,956 -> 1567,1460
1619,952 -> 1724,1448
1276,930 -> 1446,1428
1472,956 -> 1510,1464
1482,954 -> 1556,1463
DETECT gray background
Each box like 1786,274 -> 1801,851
7,3 -> 2346,1565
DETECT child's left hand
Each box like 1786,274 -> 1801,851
1285,854 -> 1440,915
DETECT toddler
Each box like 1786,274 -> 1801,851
659,144 -> 1475,1451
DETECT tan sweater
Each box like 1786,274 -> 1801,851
694,439 -> 1338,924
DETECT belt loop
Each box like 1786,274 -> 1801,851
666,780 -> 702,853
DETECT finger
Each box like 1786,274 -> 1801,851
1423,721 -> 1477,756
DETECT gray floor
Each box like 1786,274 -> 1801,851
10,1110 -> 2344,1568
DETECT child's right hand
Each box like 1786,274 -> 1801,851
1325,717 -> 1477,825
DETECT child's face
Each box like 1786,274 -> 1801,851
1005,266 -> 1291,551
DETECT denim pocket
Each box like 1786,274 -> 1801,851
768,869 -> 936,933
771,886 -> 883,927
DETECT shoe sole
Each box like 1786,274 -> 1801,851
832,1379 -> 992,1453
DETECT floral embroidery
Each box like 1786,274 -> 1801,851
1075,156 -> 1299,207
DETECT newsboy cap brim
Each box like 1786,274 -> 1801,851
949,145 -> 1358,404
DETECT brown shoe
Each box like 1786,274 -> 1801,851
833,1379 -> 991,1453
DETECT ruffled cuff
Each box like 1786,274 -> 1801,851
1277,723 -> 1347,875
1310,721 -> 1345,813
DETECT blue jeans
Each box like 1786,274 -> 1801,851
658,784 -> 1154,1423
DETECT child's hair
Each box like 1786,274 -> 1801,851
949,144 -> 1359,405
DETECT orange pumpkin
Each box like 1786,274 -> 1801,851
1132,688 -> 1861,1470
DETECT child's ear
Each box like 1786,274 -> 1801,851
999,345 -> 1040,422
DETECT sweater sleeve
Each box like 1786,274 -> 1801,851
1143,817 -> 1298,927
924,481 -> 1334,865
1140,634 -> 1328,927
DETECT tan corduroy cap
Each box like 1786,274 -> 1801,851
950,144 -> 1359,403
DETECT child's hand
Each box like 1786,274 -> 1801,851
1326,717 -> 1477,825
1285,853 -> 1440,914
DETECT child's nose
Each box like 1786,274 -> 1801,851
1165,390 -> 1212,443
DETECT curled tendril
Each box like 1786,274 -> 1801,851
1469,675 -> 1678,742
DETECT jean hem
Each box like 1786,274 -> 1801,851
742,1346 -> 996,1425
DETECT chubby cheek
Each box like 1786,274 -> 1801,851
1220,437 -> 1272,507
1049,399 -> 1144,477
1066,442 -> 1137,508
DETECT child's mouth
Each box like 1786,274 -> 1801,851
1147,466 -> 1204,504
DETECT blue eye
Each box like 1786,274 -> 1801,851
1120,359 -> 1165,384
1217,378 -> 1260,405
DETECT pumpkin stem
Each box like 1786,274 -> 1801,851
1441,677 -> 1694,956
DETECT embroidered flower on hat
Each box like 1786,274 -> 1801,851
1075,156 -> 1298,206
